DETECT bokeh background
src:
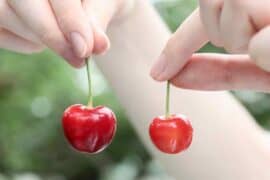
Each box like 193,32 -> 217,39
0,0 -> 270,180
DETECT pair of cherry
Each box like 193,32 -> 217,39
62,59 -> 193,154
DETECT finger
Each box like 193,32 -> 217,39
0,0 -> 40,44
49,0 -> 93,58
83,0 -> 123,30
82,0 -> 133,54
0,28 -> 44,53
7,0 -> 84,68
171,53 -> 270,92
220,0 -> 255,53
150,9 -> 209,81
249,26 -> 270,72
199,0 -> 223,46
245,0 -> 270,29
90,16 -> 110,55
82,0 -> 116,54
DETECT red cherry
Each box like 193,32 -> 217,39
149,114 -> 193,154
62,104 -> 117,154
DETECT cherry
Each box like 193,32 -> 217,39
149,82 -> 193,154
149,114 -> 193,154
62,104 -> 116,153
62,58 -> 117,154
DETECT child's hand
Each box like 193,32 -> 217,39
0,0 -> 130,67
151,1 -> 270,92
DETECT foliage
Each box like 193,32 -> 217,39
0,50 -> 149,179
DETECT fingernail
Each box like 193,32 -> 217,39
63,48 -> 85,68
150,54 -> 168,80
70,32 -> 87,58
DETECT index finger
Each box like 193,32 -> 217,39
8,0 -> 84,68
49,0 -> 94,58
150,8 -> 209,81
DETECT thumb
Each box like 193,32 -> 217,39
249,26 -> 270,72
150,8 -> 209,81
83,0 -> 131,54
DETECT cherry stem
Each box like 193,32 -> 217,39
85,58 -> 93,107
165,81 -> 170,118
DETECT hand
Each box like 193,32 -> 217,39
151,1 -> 270,92
0,0 -> 130,67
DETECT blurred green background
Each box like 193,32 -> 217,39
0,0 -> 270,180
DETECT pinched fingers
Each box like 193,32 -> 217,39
199,0 -> 255,53
171,53 -> 270,92
82,0 -> 134,54
82,0 -> 122,54
150,0 -> 270,93
7,0 -> 84,68
150,9 -> 209,82
49,0 -> 94,58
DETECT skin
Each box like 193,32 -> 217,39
0,0 -> 128,67
2,0 -> 270,92
150,0 -> 270,92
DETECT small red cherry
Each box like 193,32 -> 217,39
149,114 -> 193,154
62,104 -> 117,154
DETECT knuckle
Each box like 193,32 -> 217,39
57,14 -> 73,30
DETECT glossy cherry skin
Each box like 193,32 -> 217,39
62,104 -> 117,154
149,114 -> 193,154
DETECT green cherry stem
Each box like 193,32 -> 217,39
165,81 -> 170,118
85,58 -> 93,107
